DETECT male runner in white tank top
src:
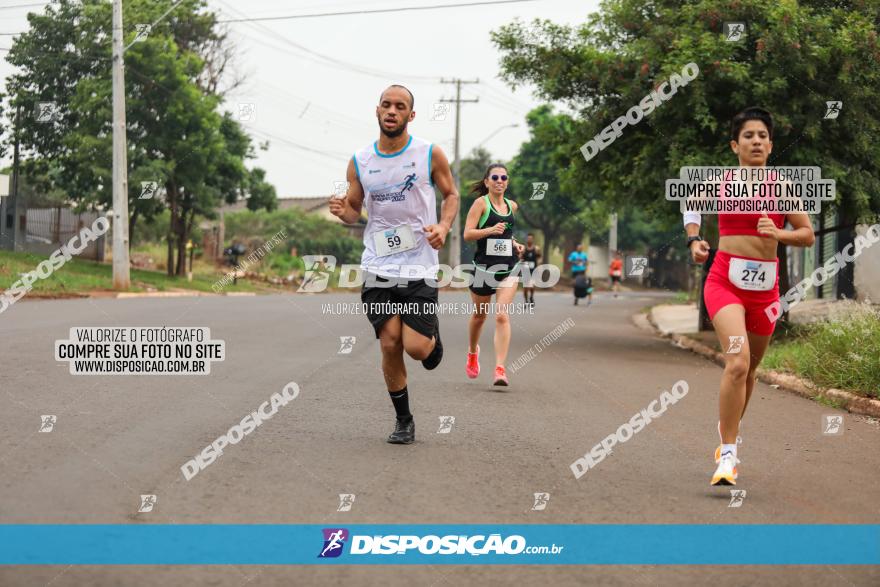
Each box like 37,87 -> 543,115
329,85 -> 459,445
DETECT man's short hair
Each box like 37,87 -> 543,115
382,84 -> 414,109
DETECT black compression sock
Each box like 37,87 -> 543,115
389,387 -> 411,420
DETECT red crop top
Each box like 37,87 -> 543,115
718,177 -> 786,237
718,212 -> 785,237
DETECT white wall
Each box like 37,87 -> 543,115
855,223 -> 880,302
588,245 -> 608,279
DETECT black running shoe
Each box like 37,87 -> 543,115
387,416 -> 415,444
421,323 -> 443,370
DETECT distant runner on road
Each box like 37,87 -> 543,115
519,233 -> 540,306
568,244 -> 588,305
609,252 -> 623,298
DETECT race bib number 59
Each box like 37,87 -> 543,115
729,257 -> 776,291
373,225 -> 416,257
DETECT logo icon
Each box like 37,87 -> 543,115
531,182 -> 548,201
138,494 -> 157,513
39,415 -> 57,433
627,256 -> 648,276
822,414 -> 843,435
723,22 -> 746,42
726,336 -> 745,354
133,23 -> 151,42
401,173 -> 417,193
728,489 -> 747,508
333,180 -> 349,199
437,416 -> 455,434
337,494 -> 355,512
318,528 -> 349,558
35,101 -> 58,123
140,181 -> 159,200
237,103 -> 256,122
531,492 -> 550,511
430,103 -> 450,121
824,101 -> 842,120
298,255 -> 337,293
338,336 -> 356,355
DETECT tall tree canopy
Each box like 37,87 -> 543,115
493,0 -> 880,294
2,0 -> 275,275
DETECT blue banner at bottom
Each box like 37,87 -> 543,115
0,525 -> 877,565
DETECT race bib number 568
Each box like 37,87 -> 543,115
487,238 -> 512,256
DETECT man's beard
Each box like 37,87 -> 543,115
378,117 -> 407,138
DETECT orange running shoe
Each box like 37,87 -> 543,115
711,452 -> 739,485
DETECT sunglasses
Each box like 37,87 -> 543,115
490,174 -> 508,181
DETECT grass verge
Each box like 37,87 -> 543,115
762,302 -> 880,399
0,249 -> 268,296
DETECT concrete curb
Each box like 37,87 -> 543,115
113,291 -> 257,299
115,291 -> 214,299
12,290 -> 261,301
635,310 -> 880,419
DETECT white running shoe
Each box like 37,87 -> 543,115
711,452 -> 739,486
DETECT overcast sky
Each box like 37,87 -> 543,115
0,0 -> 601,197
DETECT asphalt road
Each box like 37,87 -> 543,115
1,289 -> 878,586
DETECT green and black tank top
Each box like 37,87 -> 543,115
473,195 -> 517,275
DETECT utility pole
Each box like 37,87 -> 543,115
111,0 -> 130,288
1,103 -> 23,251
0,104 -> 27,251
609,211 -> 618,257
439,78 -> 478,268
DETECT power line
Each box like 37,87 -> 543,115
483,81 -> 533,110
128,64 -> 351,165
215,1 -> 443,82
477,91 -> 528,116
215,0 -> 536,23
230,79 -> 375,134
248,127 -> 350,160
0,2 -> 45,10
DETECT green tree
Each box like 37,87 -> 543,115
508,105 -> 607,261
2,0 -> 275,275
224,208 -> 361,265
493,0 -> 880,296
245,168 -> 279,212
455,146 -> 494,263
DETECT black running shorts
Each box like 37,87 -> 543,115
361,274 -> 438,339
467,266 -> 514,297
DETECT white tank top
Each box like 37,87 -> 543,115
354,135 -> 438,279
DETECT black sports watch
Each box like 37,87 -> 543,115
686,235 -> 704,249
